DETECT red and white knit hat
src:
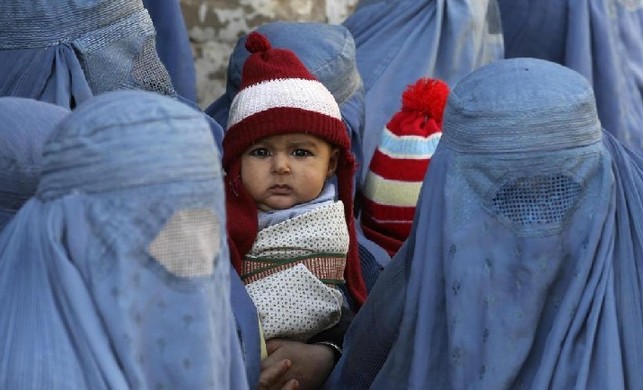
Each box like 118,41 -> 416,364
222,32 -> 367,308
361,77 -> 449,256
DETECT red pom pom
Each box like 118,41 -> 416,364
245,32 -> 271,54
401,78 -> 450,125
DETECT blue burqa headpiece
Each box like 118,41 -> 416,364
0,90 -> 248,389
0,0 -> 176,109
342,0 -> 504,182
328,58 -> 643,389
498,0 -> 643,156
0,97 -> 69,231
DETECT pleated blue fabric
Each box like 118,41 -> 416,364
0,90 -> 247,389
328,58 -> 643,389
229,263 -> 262,387
0,97 -> 69,231
143,0 -> 197,103
498,0 -> 643,156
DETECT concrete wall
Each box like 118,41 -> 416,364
180,0 -> 358,108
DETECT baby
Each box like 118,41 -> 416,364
222,32 -> 367,344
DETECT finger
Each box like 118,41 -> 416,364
260,349 -> 286,370
258,359 -> 291,390
280,379 -> 299,390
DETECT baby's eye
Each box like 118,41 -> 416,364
249,148 -> 270,157
292,149 -> 313,157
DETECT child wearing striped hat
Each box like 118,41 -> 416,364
361,77 -> 449,256
222,31 -> 367,388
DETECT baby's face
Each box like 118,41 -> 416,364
240,133 -> 339,212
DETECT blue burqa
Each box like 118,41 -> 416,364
327,58 -> 643,389
0,97 -> 69,230
342,0 -> 504,179
0,90 -> 247,389
498,0 -> 643,156
0,0 -> 175,109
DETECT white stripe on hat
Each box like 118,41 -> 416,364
377,127 -> 442,160
363,171 -> 424,207
227,78 -> 341,129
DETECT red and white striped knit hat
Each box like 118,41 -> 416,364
222,32 -> 367,308
361,77 -> 449,256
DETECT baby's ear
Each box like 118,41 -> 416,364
327,148 -> 340,177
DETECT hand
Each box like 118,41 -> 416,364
258,339 -> 335,390
258,358 -> 299,390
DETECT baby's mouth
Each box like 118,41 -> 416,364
269,184 -> 291,194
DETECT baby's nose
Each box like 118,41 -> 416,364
272,154 -> 291,173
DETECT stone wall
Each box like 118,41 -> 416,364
180,0 -> 358,108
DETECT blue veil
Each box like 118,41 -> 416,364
498,0 -> 643,156
328,58 -> 643,389
342,0 -> 504,179
0,0 -> 175,109
0,90 -> 247,389
0,97 -> 69,231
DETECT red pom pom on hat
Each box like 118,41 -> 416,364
245,31 -> 271,53
401,77 -> 449,125
234,31 -> 317,91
